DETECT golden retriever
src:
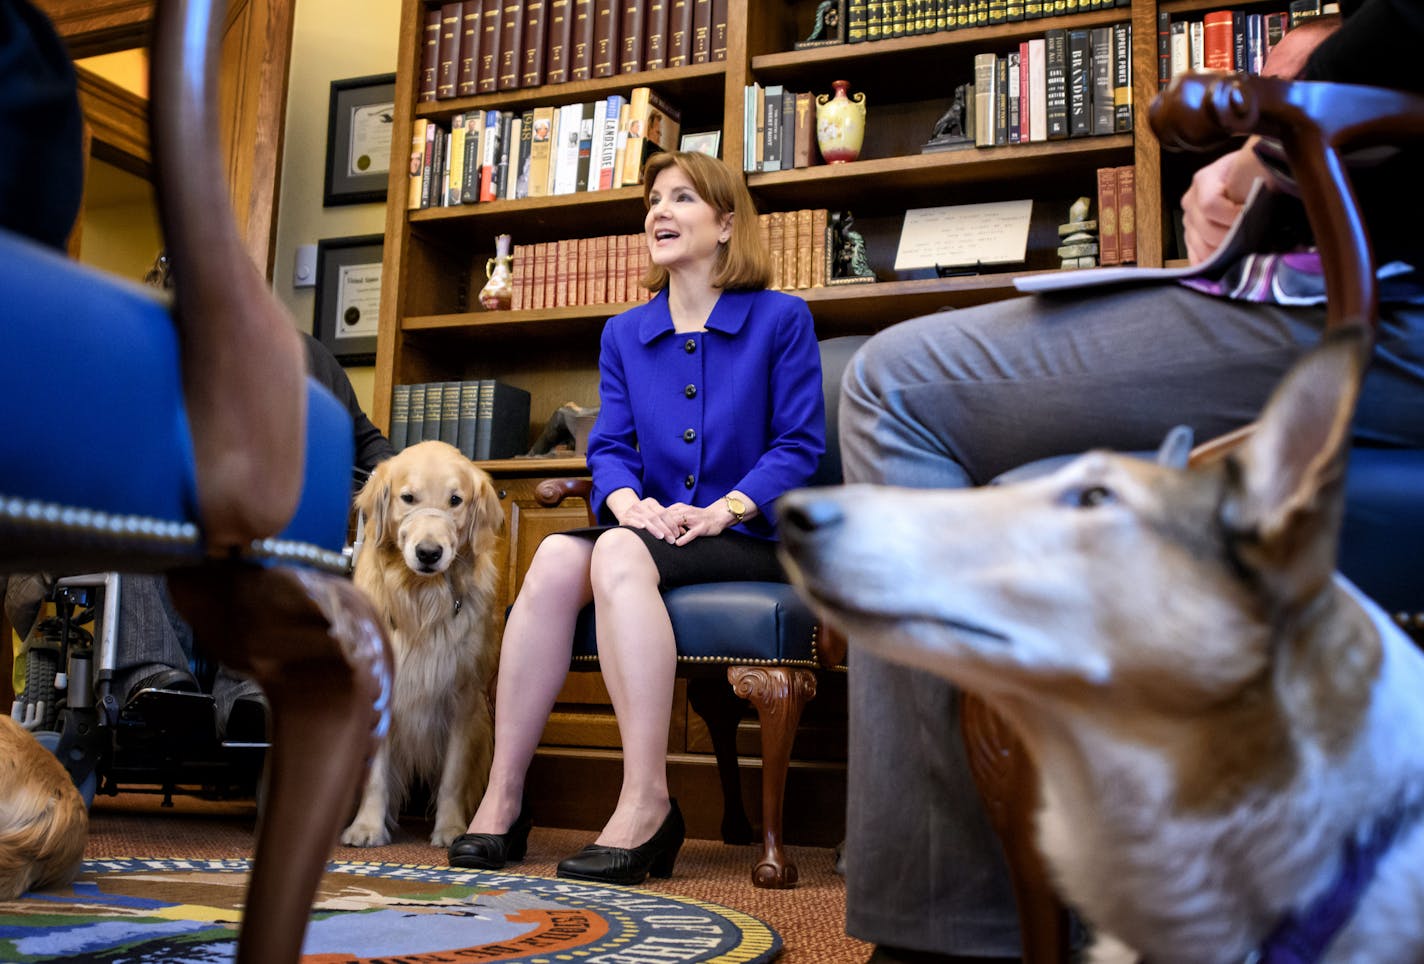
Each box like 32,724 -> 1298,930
0,714 -> 87,899
341,440 -> 504,848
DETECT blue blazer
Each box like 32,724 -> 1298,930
587,287 -> 825,539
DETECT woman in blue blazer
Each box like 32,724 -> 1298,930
449,151 -> 825,883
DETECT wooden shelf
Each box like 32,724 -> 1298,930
753,8 -> 1134,86
479,455 -> 586,475
749,135 -> 1133,210
403,301 -> 640,339
408,186 -> 647,241
414,62 -> 728,120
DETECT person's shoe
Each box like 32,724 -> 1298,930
223,693 -> 269,744
556,799 -> 685,885
448,805 -> 534,869
124,667 -> 200,706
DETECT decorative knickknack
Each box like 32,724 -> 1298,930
479,234 -> 514,310
816,80 -> 866,164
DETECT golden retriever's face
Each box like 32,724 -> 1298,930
358,441 -> 501,577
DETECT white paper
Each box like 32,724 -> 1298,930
348,102 -> 394,178
895,199 -> 1034,271
335,262 -> 382,339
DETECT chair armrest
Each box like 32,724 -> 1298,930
535,478 -> 597,526
1151,74 -> 1424,340
817,623 -> 847,669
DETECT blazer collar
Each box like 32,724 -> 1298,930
636,288 -> 756,344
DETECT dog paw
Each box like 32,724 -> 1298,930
340,822 -> 391,848
430,824 -> 465,848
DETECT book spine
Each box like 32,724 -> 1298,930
423,382 -> 444,441
480,109 -> 501,201
421,120 -> 438,208
1231,9 -> 1247,72
793,90 -> 814,167
598,95 -> 623,188
406,383 -> 427,447
1112,22 -> 1132,131
1202,10 -> 1234,72
763,84 -> 783,172
408,118 -> 428,210
477,0 -> 501,93
1067,28 -> 1091,138
461,115 -> 482,202
667,0 -> 693,66
522,0 -> 548,87
593,0 -> 619,77
447,114 -> 466,206
1189,19 -> 1204,72
796,209 -> 814,289
782,209 -> 797,289
439,380 -> 462,446
505,114 -> 524,199
1096,165 -> 1120,266
456,381 -> 481,459
575,101 -> 596,192
420,7 -> 441,102
995,54 -> 1008,146
571,0 -> 595,80
644,0 -> 669,70
389,384 -> 411,451
811,208 -> 828,287
621,1 -> 645,73
458,2 -> 482,97
1045,28 -> 1069,141
546,0 -> 573,83
846,0 -> 868,42
495,111 -> 514,198
711,0 -> 727,59
691,0 -> 711,63
1090,26 -> 1113,136
1027,37 -> 1046,142
1116,164 -> 1136,264
780,87 -> 796,171
437,3 -> 461,98
1007,52 -> 1020,144
1156,10 -> 1171,90
1169,20 -> 1188,79
497,0 -> 524,90
973,52 -> 995,147
484,382 -> 532,460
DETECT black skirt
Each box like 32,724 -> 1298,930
560,526 -> 786,589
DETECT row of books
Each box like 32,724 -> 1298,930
842,0 -> 1131,44
967,23 -> 1133,150
509,235 -> 655,311
389,380 -> 532,460
407,87 -> 680,210
1095,165 -> 1137,266
759,210 -> 831,292
419,0 -> 729,101
740,87 -> 821,173
1155,3 -> 1331,86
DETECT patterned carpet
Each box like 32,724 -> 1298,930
82,793 -> 870,963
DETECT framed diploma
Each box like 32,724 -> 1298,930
323,73 -> 396,206
314,234 -> 384,364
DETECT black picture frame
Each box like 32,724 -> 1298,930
323,73 -> 396,206
313,234 -> 384,365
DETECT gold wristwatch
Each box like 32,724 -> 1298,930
723,495 -> 747,524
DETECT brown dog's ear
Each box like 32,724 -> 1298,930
464,464 -> 505,546
1221,328 -> 1368,589
356,457 -> 393,546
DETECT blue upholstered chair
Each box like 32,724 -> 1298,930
0,1 -> 391,961
534,335 -> 866,888
961,74 -> 1424,963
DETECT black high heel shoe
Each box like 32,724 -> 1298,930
447,804 -> 533,870
556,799 -> 685,885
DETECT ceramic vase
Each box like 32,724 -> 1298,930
815,80 -> 866,164
479,234 -> 514,310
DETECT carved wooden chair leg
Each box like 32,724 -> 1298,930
686,675 -> 755,844
960,692 -> 1072,964
169,563 -> 391,964
728,665 -> 817,888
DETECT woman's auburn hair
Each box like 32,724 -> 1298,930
639,150 -> 770,292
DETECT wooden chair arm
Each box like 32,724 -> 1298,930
817,622 -> 847,669
535,478 -> 597,526
1151,74 -> 1424,341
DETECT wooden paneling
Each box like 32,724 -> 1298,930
76,66 -> 150,177
33,0 -> 155,57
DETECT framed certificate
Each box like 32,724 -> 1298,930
314,234 -> 384,364
323,74 -> 396,206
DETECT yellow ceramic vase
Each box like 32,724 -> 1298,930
815,80 -> 867,164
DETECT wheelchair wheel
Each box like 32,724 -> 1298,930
23,645 -> 62,732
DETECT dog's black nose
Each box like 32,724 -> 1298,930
415,543 -> 444,567
779,495 -> 845,534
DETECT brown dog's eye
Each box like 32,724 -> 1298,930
449,494 -> 463,507
1076,485 -> 1113,508
400,492 -> 415,504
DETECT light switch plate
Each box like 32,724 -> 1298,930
293,243 -> 318,288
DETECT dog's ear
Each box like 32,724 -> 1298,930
464,465 -> 505,545
356,457 -> 393,546
1221,328 -> 1368,582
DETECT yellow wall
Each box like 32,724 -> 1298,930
77,161 -> 163,281
272,0 -> 401,417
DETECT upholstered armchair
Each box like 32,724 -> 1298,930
963,73 -> 1424,962
0,1 -> 392,961
534,335 -> 866,888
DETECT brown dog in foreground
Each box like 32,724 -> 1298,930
341,441 -> 504,848
0,714 -> 87,899
779,332 -> 1424,962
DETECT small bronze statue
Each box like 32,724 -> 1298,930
830,211 -> 876,283
796,0 -> 845,48
922,83 -> 974,153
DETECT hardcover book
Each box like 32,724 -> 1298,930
407,383 -> 427,447
1113,22 -> 1132,131
620,87 -> 681,185
1067,28 -> 1091,138
644,0 -> 669,70
423,382 -> 444,442
439,380 -> 462,447
793,91 -> 815,167
546,0 -> 574,83
456,381 -> 482,459
691,0 -> 711,63
667,0 -> 693,65
762,84 -> 783,172
497,0 -> 525,90
593,0 -> 620,77
477,0 -> 501,93
1090,26 -> 1113,135
711,0 -> 727,60
1116,164 -> 1136,264
1096,165 -> 1120,265
460,114 -> 483,203
1027,36 -> 1046,142
474,381 -> 532,461
458,2 -> 482,96
1202,9 -> 1234,71
408,118 -> 428,210
973,53 -> 995,147
420,7 -> 442,102
521,0 -> 548,87
389,384 -> 411,451
447,114 -> 467,206
620,2 -> 645,73
571,0 -> 595,80
1044,28 -> 1069,140
528,105 -> 555,197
